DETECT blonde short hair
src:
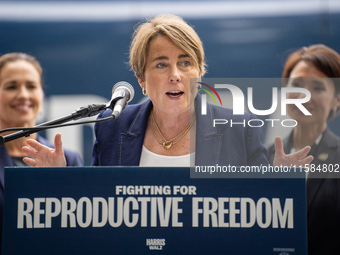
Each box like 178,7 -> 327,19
129,14 -> 206,79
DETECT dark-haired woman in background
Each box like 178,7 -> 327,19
0,52 -> 83,253
267,44 -> 340,255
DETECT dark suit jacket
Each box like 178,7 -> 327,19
267,129 -> 340,255
92,95 -> 268,166
0,135 -> 82,253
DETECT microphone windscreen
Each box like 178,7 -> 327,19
112,81 -> 135,102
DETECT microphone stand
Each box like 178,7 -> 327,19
0,102 -> 113,146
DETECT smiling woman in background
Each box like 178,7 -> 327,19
267,44 -> 340,255
0,52 -> 83,252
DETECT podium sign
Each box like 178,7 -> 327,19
3,167 -> 307,254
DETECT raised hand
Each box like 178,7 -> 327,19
22,133 -> 67,167
273,137 -> 314,167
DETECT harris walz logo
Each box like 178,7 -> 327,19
146,238 -> 166,250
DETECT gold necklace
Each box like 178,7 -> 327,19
151,110 -> 196,150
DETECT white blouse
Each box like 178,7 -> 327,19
139,146 -> 195,167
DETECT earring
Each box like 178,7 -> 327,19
142,88 -> 148,96
330,107 -> 338,119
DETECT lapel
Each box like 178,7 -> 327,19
195,95 -> 223,165
0,145 -> 14,190
119,100 -> 152,166
282,132 -> 294,155
117,96 -> 223,166
306,128 -> 340,211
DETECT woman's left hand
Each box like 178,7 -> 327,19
273,137 -> 314,167
22,133 -> 67,167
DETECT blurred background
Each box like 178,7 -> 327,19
0,0 -> 339,165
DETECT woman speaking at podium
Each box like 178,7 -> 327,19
22,14 -> 312,168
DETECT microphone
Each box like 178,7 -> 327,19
109,81 -> 135,118
0,81 -> 135,146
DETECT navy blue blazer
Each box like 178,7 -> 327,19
92,95 -> 268,167
0,135 -> 82,253
267,129 -> 340,255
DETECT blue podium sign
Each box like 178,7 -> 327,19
3,167 -> 307,254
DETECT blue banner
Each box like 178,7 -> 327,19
3,167 -> 307,254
